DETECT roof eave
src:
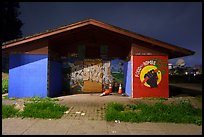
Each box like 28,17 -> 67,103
2,18 -> 195,59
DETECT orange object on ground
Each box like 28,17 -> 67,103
118,83 -> 122,94
109,83 -> 112,92
100,89 -> 111,97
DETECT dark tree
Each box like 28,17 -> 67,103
1,2 -> 23,45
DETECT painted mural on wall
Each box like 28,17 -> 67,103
62,58 -> 127,94
62,58 -> 84,94
102,60 -> 112,89
83,59 -> 103,92
133,56 -> 169,98
110,59 -> 125,92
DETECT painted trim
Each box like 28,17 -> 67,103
131,55 -> 133,98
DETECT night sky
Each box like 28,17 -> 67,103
18,2 -> 202,67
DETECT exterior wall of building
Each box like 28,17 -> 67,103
124,60 -> 132,97
8,54 -> 48,98
49,61 -> 63,97
131,42 -> 168,56
132,55 -> 169,98
4,39 -> 48,54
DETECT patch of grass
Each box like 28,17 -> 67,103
2,97 -> 68,119
195,96 -> 202,103
2,78 -> 8,94
2,95 -> 9,100
2,104 -> 19,118
19,101 -> 68,119
105,101 -> 202,126
24,96 -> 55,102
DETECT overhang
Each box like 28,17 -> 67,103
2,18 -> 195,59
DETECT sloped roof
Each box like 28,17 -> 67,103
2,18 -> 195,58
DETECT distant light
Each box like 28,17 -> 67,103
185,72 -> 188,75
194,73 -> 196,76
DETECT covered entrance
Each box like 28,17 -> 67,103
61,58 -> 104,94
83,59 -> 102,92
61,57 -> 124,95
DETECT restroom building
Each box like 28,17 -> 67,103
2,19 -> 195,98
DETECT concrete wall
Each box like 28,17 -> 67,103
8,54 -> 48,98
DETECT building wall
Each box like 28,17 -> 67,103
132,55 -> 169,98
131,42 -> 168,56
49,61 -> 62,97
124,60 -> 132,96
8,54 -> 48,98
4,39 -> 48,54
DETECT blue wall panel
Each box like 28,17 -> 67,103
123,61 -> 128,91
49,61 -> 62,97
125,60 -> 132,97
8,54 -> 48,98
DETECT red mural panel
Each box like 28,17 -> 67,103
132,56 -> 169,98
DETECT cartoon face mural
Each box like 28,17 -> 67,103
133,56 -> 169,98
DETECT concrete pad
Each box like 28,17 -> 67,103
106,121 -> 130,135
22,119 -> 73,135
125,122 -> 166,135
2,118 -> 38,135
2,118 -> 202,135
66,119 -> 108,135
156,123 -> 202,135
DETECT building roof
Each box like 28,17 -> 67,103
2,18 -> 195,58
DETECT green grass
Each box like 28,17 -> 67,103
2,105 -> 19,118
2,78 -> 8,94
2,97 -> 68,119
23,96 -> 59,102
19,101 -> 68,119
105,101 -> 202,126
195,96 -> 202,103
